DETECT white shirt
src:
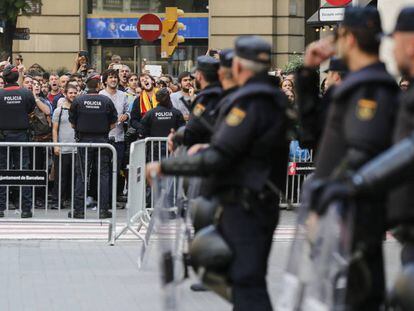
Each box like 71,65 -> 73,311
99,89 -> 129,142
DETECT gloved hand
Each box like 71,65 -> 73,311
315,180 -> 356,215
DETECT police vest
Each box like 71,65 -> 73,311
0,87 -> 32,130
76,96 -> 111,134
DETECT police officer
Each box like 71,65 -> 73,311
147,36 -> 289,311
139,88 -> 185,139
296,55 -> 348,151
169,55 -> 222,149
311,7 -> 414,310
305,7 -> 400,310
0,65 -> 38,218
69,72 -> 117,219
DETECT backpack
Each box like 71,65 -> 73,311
30,106 -> 52,141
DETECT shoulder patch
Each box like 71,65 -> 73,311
225,107 -> 246,127
193,103 -> 205,117
356,99 -> 377,121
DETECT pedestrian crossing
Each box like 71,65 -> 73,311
0,222 -> 298,241
0,222 -> 397,242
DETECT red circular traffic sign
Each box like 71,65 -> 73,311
326,0 -> 352,5
137,14 -> 162,41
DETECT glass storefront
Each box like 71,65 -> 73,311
89,39 -> 208,77
91,0 -> 208,13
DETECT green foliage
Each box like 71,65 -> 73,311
0,0 -> 42,22
283,54 -> 304,74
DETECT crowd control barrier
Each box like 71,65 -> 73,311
0,142 -> 118,245
115,137 -> 173,243
279,150 -> 315,209
120,139 -> 316,242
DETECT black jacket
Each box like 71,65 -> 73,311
0,83 -> 36,130
140,105 -> 185,138
161,75 -> 289,194
314,62 -> 399,180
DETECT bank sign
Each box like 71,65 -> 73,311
87,17 -> 208,39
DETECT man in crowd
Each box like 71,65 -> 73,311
52,74 -> 70,109
69,72 -> 118,219
118,65 -> 131,92
47,74 -> 60,104
170,71 -> 195,120
129,73 -> 159,130
100,69 -> 129,198
52,83 -> 78,209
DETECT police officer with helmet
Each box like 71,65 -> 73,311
169,55 -> 222,150
303,6 -> 399,310
311,7 -> 414,310
69,72 -> 117,219
0,65 -> 38,218
147,36 -> 289,311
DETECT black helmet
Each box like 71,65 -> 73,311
190,196 -> 218,232
2,65 -> 19,83
190,225 -> 232,272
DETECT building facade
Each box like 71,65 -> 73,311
10,0 -> 411,75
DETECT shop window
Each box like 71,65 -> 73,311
103,0 -> 123,11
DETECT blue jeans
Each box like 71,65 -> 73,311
0,131 -> 32,212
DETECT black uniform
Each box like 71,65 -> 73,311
160,36 -> 289,311
176,56 -> 222,147
69,90 -> 118,217
140,105 -> 185,138
0,82 -> 36,216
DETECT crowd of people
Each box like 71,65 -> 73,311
0,49 -> 310,214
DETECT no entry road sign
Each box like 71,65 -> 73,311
137,14 -> 162,42
326,0 -> 352,5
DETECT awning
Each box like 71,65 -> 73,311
307,0 -> 374,27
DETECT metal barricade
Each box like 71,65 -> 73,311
279,149 -> 316,209
0,142 -> 118,245
115,137 -> 172,242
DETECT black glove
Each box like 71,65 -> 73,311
315,180 -> 356,215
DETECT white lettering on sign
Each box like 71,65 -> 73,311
140,24 -> 160,31
4,95 -> 22,104
120,24 -> 137,32
84,101 -> 102,109
319,7 -> 345,22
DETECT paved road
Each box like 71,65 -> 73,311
0,210 -> 402,311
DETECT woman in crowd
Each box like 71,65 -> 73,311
281,78 -> 294,93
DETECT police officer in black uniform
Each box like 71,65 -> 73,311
295,57 -> 348,151
169,55 -> 222,149
311,8 -> 414,310
0,65 -> 37,218
147,36 -> 289,311
69,72 -> 118,219
139,88 -> 185,138
304,7 -> 400,310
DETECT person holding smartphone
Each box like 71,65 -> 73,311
71,51 -> 89,76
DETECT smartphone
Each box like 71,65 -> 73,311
209,49 -> 218,57
78,50 -> 89,58
113,64 -> 123,70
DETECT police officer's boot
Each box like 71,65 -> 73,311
99,210 -> 112,219
0,210 -> 4,218
21,210 -> 33,218
68,210 -> 85,219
